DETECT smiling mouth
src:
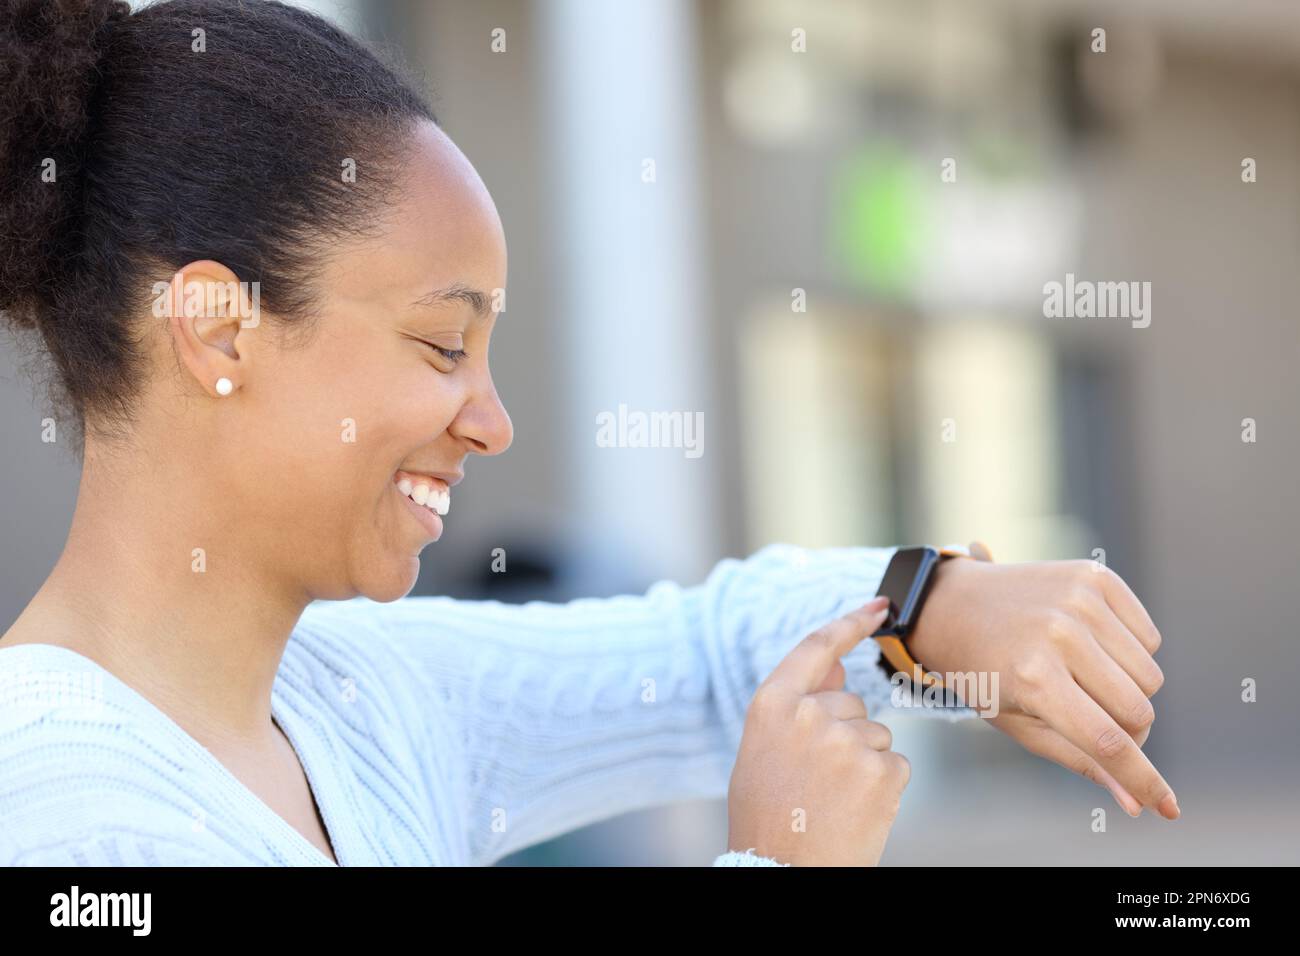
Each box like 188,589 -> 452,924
393,472 -> 450,516
394,481 -> 444,537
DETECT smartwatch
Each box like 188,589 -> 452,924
872,542 -> 993,689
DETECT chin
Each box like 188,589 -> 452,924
355,555 -> 423,603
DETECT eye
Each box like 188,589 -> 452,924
432,345 -> 468,363
418,339 -> 468,365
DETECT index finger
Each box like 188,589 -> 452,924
765,597 -> 890,696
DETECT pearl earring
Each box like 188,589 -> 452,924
215,377 -> 233,396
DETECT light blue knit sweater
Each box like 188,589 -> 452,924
0,543 -> 976,866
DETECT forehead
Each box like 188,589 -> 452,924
331,121 -> 507,311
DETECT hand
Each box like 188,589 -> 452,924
907,551 -> 1177,820
725,597 -> 911,866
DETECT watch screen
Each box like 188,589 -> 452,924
873,547 -> 940,636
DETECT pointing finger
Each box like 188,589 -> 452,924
767,597 -> 890,697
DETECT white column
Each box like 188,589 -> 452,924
538,0 -> 720,593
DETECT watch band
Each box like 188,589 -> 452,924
874,541 -> 993,689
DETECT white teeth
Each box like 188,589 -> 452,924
397,477 -> 451,518
419,486 -> 449,516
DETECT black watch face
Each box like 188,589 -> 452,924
873,547 -> 940,636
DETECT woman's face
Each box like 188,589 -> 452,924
182,120 -> 513,604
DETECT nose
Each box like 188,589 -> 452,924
452,373 -> 513,457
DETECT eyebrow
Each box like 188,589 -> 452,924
411,282 -> 494,321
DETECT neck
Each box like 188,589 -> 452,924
10,439 -> 310,749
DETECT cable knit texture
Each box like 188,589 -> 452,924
713,848 -> 789,866
0,543 -> 977,866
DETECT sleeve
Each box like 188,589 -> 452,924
357,542 -> 979,866
713,848 -> 790,866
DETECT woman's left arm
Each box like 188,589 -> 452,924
351,542 -> 972,866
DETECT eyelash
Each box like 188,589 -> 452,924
422,341 -> 468,364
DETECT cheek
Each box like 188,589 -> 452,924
283,329 -> 451,434
372,362 -> 464,443
253,324 -> 460,486
371,389 -> 460,470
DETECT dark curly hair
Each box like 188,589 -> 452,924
0,0 -> 436,451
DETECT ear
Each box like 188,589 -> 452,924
163,260 -> 258,399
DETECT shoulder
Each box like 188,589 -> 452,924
1,826 -> 251,866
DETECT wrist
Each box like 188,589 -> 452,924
905,552 -> 979,676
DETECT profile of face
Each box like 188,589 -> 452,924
159,121 -> 513,605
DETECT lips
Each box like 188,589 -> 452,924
392,467 -> 461,539
395,481 -> 443,537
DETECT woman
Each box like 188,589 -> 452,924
0,0 -> 1176,867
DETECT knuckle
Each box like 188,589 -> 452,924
804,624 -> 835,652
828,688 -> 861,713
888,751 -> 912,788
1044,612 -> 1081,648
872,723 -> 893,751
1094,726 -> 1131,760
853,747 -> 887,781
827,718 -> 859,747
794,695 -> 821,731
1070,558 -> 1097,580
1012,649 -> 1055,688
1146,665 -> 1165,695
822,724 -> 860,767
1126,698 -> 1156,729
1013,680 -> 1047,718
1066,578 -> 1096,611
1148,627 -> 1163,653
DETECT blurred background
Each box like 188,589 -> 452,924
3,0 -> 1298,864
